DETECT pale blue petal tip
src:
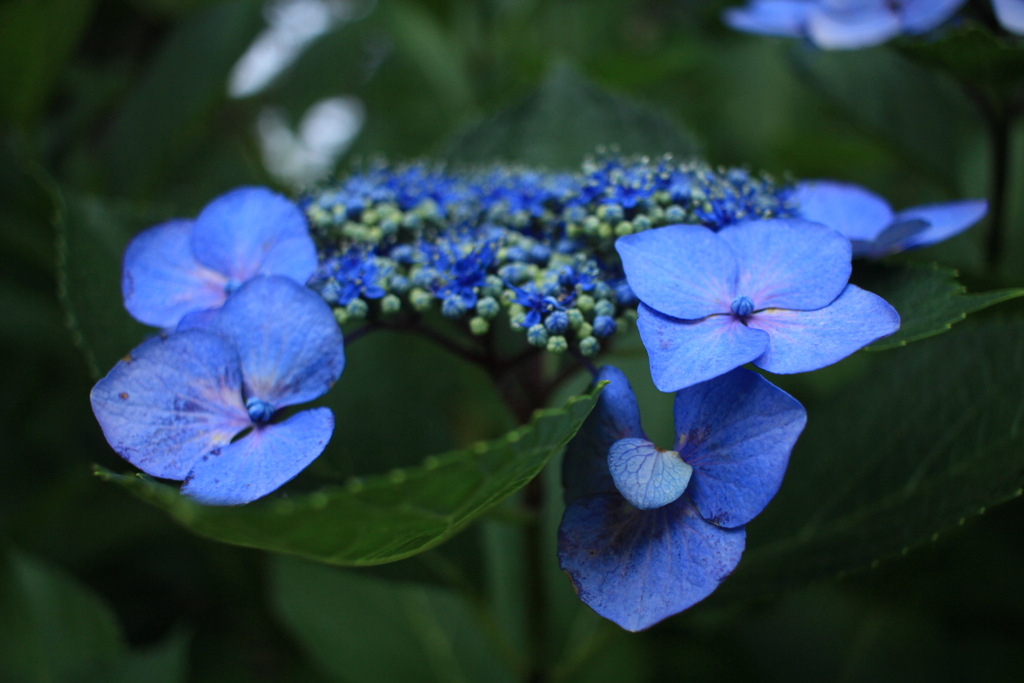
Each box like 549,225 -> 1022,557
607,438 -> 692,510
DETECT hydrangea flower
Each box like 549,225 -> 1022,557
91,276 -> 344,505
794,180 -> 988,258
723,1 -> 1024,48
559,366 -> 806,631
617,219 -> 900,392
122,186 -> 318,329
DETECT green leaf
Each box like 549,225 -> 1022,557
853,261 -> 1024,351
95,384 -> 603,566
101,0 -> 263,195
896,25 -> 1024,105
789,45 -> 977,189
0,549 -> 123,683
720,321 -> 1024,601
0,0 -> 96,125
94,631 -> 190,683
53,189 -> 170,378
442,62 -> 699,169
271,556 -> 519,683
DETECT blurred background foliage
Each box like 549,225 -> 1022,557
2,0 -> 1024,681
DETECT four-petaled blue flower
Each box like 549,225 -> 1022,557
559,366 -> 807,631
122,187 -> 318,329
724,1 -> 1024,48
91,276 -> 345,505
617,219 -> 900,392
793,180 -> 988,259
508,281 -> 570,328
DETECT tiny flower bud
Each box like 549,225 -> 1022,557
469,316 -> 490,336
578,336 -> 600,357
546,335 -> 568,353
381,294 -> 401,314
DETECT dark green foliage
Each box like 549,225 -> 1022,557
854,261 -> 1024,350
444,63 -> 699,168
724,321 -> 1024,599
96,384 -> 602,566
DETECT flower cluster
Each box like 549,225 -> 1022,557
724,0 -> 1024,49
302,156 -> 796,356
89,155 -> 987,630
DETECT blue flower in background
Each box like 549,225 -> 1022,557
559,366 -> 807,631
724,1 -> 1024,48
319,247 -> 388,305
122,186 -> 318,329
508,281 -> 569,328
91,276 -> 345,505
617,220 -> 900,392
794,180 -> 988,258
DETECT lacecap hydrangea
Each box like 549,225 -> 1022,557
87,152 -> 984,632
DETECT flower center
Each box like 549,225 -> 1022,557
246,397 -> 274,423
730,295 -> 754,318
224,278 -> 241,295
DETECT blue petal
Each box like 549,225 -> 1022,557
993,0 -> 1024,35
900,0 -> 966,33
205,276 -> 345,409
616,225 -> 736,320
563,366 -> 645,504
122,220 -> 229,328
892,199 -> 987,251
637,304 -> 769,393
191,187 -> 317,284
748,284 -> 900,374
722,1 -> 811,38
558,494 -> 746,632
90,331 -> 250,480
181,407 -> 334,505
673,368 -> 806,528
793,181 -> 893,244
806,2 -> 903,49
608,438 -> 693,510
717,219 -> 851,312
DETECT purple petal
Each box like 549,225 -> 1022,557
722,1 -> 812,37
205,276 -> 345,409
191,187 -> 317,284
563,366 -> 645,504
616,225 -> 736,320
793,180 -> 893,243
747,284 -> 900,374
900,0 -> 967,33
717,219 -> 852,311
993,0 -> 1024,35
673,368 -> 806,528
558,494 -> 745,632
806,2 -> 903,49
607,438 -> 693,510
892,199 -> 988,251
122,220 -> 229,328
637,305 -> 769,393
90,331 -> 249,480
181,407 -> 334,505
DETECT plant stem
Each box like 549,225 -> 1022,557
523,476 -> 548,683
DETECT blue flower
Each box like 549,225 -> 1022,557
320,248 -> 388,305
724,1 -> 1024,48
122,187 -> 318,329
559,366 -> 807,631
617,220 -> 900,392
793,180 -> 988,258
508,281 -> 570,328
425,235 -> 498,309
91,276 -> 345,505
